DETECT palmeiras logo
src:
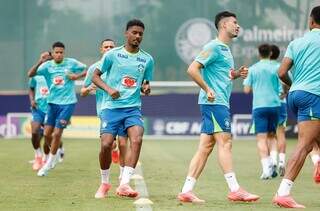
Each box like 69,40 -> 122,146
175,18 -> 215,64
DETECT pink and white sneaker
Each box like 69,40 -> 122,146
95,183 -> 112,199
177,191 -> 205,203
32,156 -> 43,171
272,194 -> 305,208
227,188 -> 260,202
116,184 -> 139,198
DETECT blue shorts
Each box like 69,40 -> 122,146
288,90 -> 320,122
278,103 -> 288,127
31,108 -> 46,124
200,104 -> 231,134
45,103 -> 75,129
100,107 -> 144,137
252,107 -> 279,134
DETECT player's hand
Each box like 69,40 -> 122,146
88,84 -> 97,92
206,88 -> 215,102
39,52 -> 52,64
108,88 -> 120,99
238,66 -> 248,79
67,73 -> 79,80
31,100 -> 37,109
141,83 -> 151,95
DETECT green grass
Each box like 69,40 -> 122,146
0,138 -> 319,211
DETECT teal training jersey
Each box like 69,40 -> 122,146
37,58 -> 86,105
83,61 -> 107,116
195,39 -> 234,108
97,46 -> 154,109
285,28 -> 320,96
28,75 -> 49,113
243,59 -> 280,109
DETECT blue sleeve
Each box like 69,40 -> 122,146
71,59 -> 87,73
144,57 -> 154,81
243,68 -> 253,86
29,78 -> 36,88
98,51 -> 113,74
36,62 -> 48,76
195,43 -> 217,67
83,67 -> 94,88
284,42 -> 294,60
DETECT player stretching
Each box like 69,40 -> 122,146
273,6 -> 320,208
243,44 -> 281,179
28,52 -> 51,170
177,11 -> 259,203
28,41 -> 87,176
80,39 -> 128,198
92,19 -> 154,198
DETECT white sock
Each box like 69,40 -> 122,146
311,154 -> 320,165
261,157 -> 272,175
277,179 -> 293,196
278,153 -> 286,166
120,166 -> 135,185
42,154 -> 48,162
224,172 -> 240,192
44,153 -> 57,168
270,150 -> 278,166
119,166 -> 124,179
181,176 -> 196,193
35,148 -> 42,157
100,169 -> 110,184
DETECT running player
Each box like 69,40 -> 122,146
273,6 -> 320,208
28,41 -> 87,176
92,19 -> 154,198
80,38 -> 128,198
28,51 -> 51,170
177,11 -> 259,203
243,44 -> 280,180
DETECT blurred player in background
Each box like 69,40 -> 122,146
28,41 -> 87,176
92,19 -> 154,198
273,6 -> 320,208
178,11 -> 259,203
243,44 -> 280,180
80,38 -> 128,198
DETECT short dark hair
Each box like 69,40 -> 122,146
258,44 -> 270,58
270,44 -> 280,60
126,19 -> 145,30
52,41 -> 65,49
214,11 -> 237,29
310,6 -> 320,25
101,38 -> 115,45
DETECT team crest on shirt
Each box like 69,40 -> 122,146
122,76 -> 137,88
137,64 -> 145,72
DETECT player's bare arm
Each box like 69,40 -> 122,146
243,85 -> 251,94
27,51 -> 52,77
141,81 -> 151,95
67,69 -> 87,81
92,68 -> 120,99
28,88 -> 37,109
278,57 -> 293,86
187,61 -> 215,102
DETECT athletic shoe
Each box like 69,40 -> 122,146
58,148 -> 64,163
32,156 -> 43,171
37,165 -> 50,177
95,183 -> 112,199
260,172 -> 271,180
272,194 -> 305,208
177,191 -> 205,203
116,184 -> 139,198
278,165 -> 285,177
50,154 -> 59,169
271,165 -> 278,178
313,161 -> 320,184
112,150 -> 119,164
227,188 -> 260,202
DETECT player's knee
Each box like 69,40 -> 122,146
101,140 -> 113,151
130,137 -> 142,147
220,139 -> 232,150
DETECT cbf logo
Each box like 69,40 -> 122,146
175,18 -> 215,64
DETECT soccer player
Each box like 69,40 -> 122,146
243,44 -> 281,180
273,6 -> 320,208
177,11 -> 259,203
269,44 -> 287,177
80,38 -> 128,198
92,19 -> 154,198
28,51 -> 52,171
28,41 -> 87,176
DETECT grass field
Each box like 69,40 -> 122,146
0,138 -> 319,211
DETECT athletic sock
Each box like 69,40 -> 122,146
181,176 -> 196,193
100,169 -> 110,184
277,179 -> 293,196
224,172 -> 240,192
120,166 -> 135,185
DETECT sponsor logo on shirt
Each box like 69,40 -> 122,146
220,46 -> 229,51
53,76 -> 65,86
117,53 -> 128,59
121,76 -> 137,88
137,57 -> 146,63
39,87 -> 49,96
